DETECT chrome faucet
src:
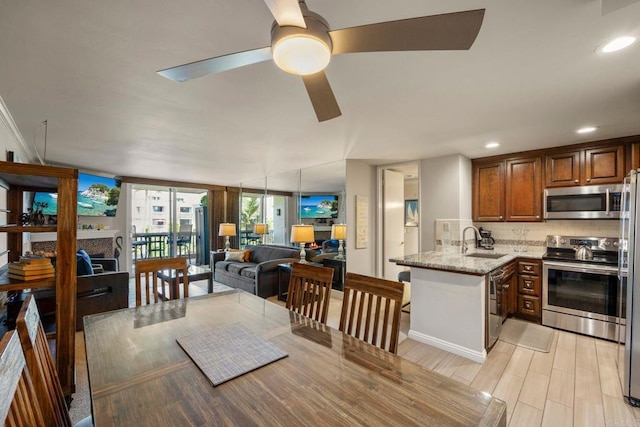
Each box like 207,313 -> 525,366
461,226 -> 481,254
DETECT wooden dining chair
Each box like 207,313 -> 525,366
0,330 -> 47,426
339,272 -> 405,354
135,257 -> 190,306
15,295 -> 73,426
285,263 -> 334,324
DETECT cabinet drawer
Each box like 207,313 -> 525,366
518,275 -> 540,296
518,295 -> 541,318
518,261 -> 540,276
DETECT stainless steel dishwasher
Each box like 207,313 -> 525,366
487,267 -> 506,349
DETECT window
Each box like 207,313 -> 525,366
180,219 -> 191,226
152,219 -> 166,226
180,207 -> 191,213
177,197 -> 185,202
151,196 -> 160,201
152,206 -> 164,213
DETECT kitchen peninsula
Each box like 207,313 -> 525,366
391,248 -> 544,363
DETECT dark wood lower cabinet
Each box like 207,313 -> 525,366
515,259 -> 542,323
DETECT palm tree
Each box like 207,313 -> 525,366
241,197 -> 260,230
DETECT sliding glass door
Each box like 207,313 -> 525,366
131,185 -> 207,264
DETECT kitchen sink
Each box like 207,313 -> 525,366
464,253 -> 507,259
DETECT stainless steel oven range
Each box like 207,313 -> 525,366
542,235 -> 623,341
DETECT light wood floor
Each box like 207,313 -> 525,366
72,280 -> 640,426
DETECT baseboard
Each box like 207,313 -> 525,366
408,329 -> 487,364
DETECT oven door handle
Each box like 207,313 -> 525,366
606,188 -> 611,216
542,260 -> 619,274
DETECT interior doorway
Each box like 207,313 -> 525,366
377,162 -> 420,280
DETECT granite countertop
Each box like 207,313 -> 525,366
390,246 -> 545,276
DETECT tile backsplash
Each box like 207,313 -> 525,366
435,219 -> 620,251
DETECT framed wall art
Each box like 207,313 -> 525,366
405,200 -> 418,226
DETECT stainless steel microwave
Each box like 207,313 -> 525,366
544,184 -> 623,219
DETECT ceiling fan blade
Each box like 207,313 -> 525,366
263,0 -> 306,28
157,47 -> 272,82
302,72 -> 341,122
329,9 -> 485,54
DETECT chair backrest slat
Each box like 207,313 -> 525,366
16,295 -> 73,426
0,330 -> 48,426
135,257 -> 190,307
339,273 -> 404,354
286,263 -> 334,324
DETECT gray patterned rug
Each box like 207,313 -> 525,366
499,318 -> 554,353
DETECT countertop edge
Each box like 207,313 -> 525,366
391,249 -> 544,276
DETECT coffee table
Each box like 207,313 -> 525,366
158,264 -> 213,296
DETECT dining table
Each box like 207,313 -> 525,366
83,289 -> 506,426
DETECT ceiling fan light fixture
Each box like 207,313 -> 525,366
272,35 -> 331,75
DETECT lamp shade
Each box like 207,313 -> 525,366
331,224 -> 347,240
290,224 -> 315,244
218,223 -> 237,237
253,223 -> 269,235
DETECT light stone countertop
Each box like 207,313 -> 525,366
390,245 -> 546,276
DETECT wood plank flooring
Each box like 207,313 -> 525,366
70,280 -> 640,426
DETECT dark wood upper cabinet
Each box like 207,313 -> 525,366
472,161 -> 504,222
545,144 -> 625,187
472,157 -> 542,222
505,157 -> 542,221
584,145 -> 625,185
545,151 -> 581,187
630,142 -> 640,171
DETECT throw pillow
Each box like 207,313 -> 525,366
243,250 -> 251,262
225,251 -> 245,262
76,249 -> 94,276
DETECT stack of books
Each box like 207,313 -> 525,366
8,257 -> 55,281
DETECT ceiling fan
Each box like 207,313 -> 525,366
157,1 -> 485,122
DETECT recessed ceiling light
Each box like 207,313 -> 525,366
576,126 -> 598,134
485,141 -> 500,149
600,36 -> 636,53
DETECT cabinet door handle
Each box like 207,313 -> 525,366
499,216 -> 503,219
536,215 -> 540,219
574,179 -> 579,183
586,178 -> 591,182
502,284 -> 510,289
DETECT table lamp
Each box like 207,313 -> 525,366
290,224 -> 314,263
331,223 -> 347,259
253,223 -> 269,244
218,223 -> 237,252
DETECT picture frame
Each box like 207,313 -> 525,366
405,200 -> 418,227
355,195 -> 368,249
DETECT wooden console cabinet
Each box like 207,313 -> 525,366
0,161 -> 77,396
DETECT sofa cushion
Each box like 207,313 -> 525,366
77,249 -> 94,276
228,262 -> 256,275
240,266 -> 257,280
215,261 -> 232,271
225,251 -> 245,262
249,245 -> 300,264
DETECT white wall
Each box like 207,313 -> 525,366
345,160 -> 376,276
420,154 -> 472,251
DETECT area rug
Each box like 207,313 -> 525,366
499,318 -> 554,353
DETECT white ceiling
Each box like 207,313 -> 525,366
0,0 -> 639,188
